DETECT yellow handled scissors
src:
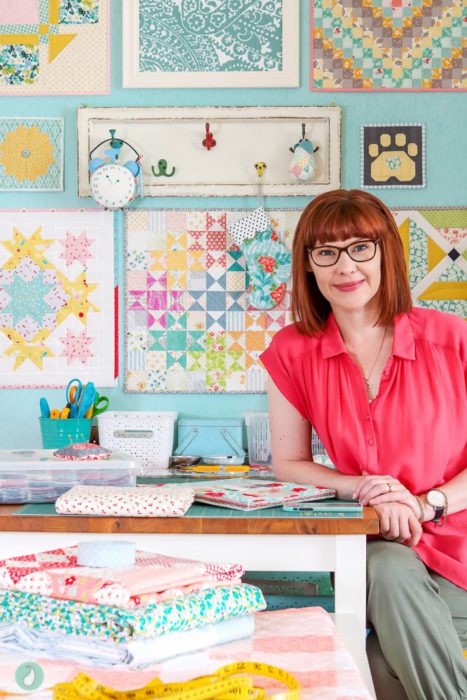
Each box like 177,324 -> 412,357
65,378 -> 84,418
84,392 -> 109,419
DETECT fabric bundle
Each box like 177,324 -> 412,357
0,546 -> 265,667
55,484 -> 195,517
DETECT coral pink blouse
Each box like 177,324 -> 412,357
261,308 -> 467,589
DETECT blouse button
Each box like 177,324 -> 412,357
384,369 -> 390,376
365,414 -> 371,421
367,439 -> 374,446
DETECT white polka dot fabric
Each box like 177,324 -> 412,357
229,207 -> 270,247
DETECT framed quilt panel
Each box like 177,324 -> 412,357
311,0 -> 466,91
123,0 -> 299,87
124,209 -> 300,394
393,208 -> 467,317
0,117 -> 63,191
0,209 -> 117,388
125,207 -> 466,394
361,124 -> 426,189
0,0 -> 109,95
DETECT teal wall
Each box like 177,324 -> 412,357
0,0 -> 465,448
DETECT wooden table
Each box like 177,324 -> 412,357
0,503 -> 378,696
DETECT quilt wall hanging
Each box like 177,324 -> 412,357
0,0 -> 109,95
0,117 -> 63,191
0,209 -> 117,388
311,0 -> 466,91
393,207 -> 467,318
361,124 -> 426,188
122,0 -> 299,87
124,209 -> 300,394
125,207 -> 466,394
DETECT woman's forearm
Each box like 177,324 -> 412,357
273,459 -> 361,500
419,467 -> 467,520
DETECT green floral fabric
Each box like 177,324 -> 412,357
0,583 -> 266,644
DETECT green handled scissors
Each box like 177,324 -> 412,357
84,392 -> 109,418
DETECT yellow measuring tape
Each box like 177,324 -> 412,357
52,662 -> 301,700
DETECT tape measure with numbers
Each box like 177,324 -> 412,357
52,662 -> 301,700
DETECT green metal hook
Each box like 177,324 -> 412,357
151,159 -> 176,177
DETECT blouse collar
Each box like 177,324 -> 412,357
321,312 -> 416,360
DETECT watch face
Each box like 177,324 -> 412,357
427,490 -> 445,507
90,164 -> 136,209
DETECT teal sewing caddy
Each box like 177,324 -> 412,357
175,417 -> 245,459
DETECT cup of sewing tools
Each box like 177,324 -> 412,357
38,378 -> 109,449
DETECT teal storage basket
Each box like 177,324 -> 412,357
175,417 -> 245,459
39,417 -> 92,449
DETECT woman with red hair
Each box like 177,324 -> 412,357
261,189 -> 466,699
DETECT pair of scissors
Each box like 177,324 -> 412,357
84,392 -> 109,419
65,378 -> 84,418
76,382 -> 97,418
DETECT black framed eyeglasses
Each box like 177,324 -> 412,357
306,239 -> 379,267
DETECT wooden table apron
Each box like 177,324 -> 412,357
0,504 -> 378,696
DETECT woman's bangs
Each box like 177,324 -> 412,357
305,201 -> 387,246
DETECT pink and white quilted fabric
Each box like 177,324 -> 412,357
55,484 -> 194,517
0,608 -> 373,699
0,547 -> 244,609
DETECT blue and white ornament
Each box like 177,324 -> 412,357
289,138 -> 318,182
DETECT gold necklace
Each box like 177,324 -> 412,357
363,327 -> 388,395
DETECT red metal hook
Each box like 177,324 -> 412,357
202,123 -> 216,151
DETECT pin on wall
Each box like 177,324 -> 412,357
254,162 -> 267,208
289,123 -> 319,182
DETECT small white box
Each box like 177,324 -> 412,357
97,411 -> 177,474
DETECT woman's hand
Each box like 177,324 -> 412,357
373,502 -> 422,547
353,472 -> 419,516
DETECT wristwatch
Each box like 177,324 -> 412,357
425,489 -> 447,525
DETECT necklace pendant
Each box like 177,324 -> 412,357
365,380 -> 372,393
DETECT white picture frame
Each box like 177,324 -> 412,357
77,106 -> 341,198
122,0 -> 299,88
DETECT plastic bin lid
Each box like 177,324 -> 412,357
178,417 -> 243,427
0,449 -> 138,471
99,411 -> 178,421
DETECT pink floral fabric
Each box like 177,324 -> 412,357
55,484 -> 194,517
0,547 -> 244,609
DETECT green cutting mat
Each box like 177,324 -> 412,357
14,503 -> 321,518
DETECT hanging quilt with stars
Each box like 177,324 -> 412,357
311,0 -> 466,90
0,0 -> 109,95
124,209 -> 299,394
0,209 -> 116,388
124,207 -> 466,394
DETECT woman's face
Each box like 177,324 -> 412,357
307,236 -> 382,314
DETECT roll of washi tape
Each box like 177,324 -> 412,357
77,540 -> 136,568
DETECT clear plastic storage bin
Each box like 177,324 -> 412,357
97,411 -> 177,474
0,450 -> 137,504
245,412 -> 271,466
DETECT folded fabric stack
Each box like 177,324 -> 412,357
0,546 -> 266,667
55,484 -> 195,517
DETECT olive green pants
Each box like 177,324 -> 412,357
366,541 -> 467,700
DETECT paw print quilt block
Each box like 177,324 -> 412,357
361,124 -> 425,188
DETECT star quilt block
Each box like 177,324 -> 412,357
0,210 -> 116,387
0,0 -> 109,95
